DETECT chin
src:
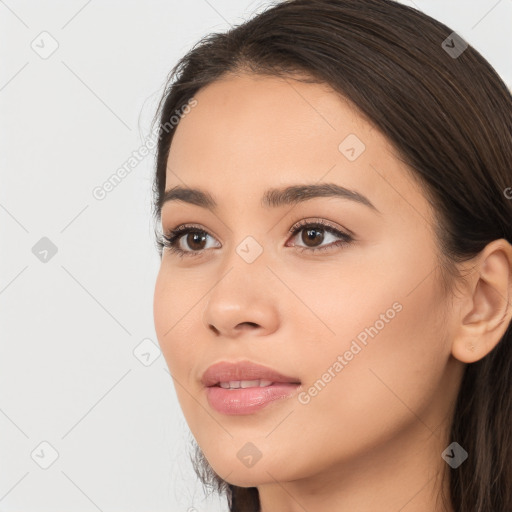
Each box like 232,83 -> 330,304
202,452 -> 276,487
215,453 -> 308,488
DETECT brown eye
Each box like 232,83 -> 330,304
160,219 -> 353,258
185,231 -> 208,251
160,226 -> 220,257
301,227 -> 325,248
288,220 -> 353,254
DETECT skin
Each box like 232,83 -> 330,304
153,72 -> 512,512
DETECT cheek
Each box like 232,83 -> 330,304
296,272 -> 449,455
153,267 -> 197,377
154,271 -> 206,427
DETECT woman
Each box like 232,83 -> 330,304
151,0 -> 512,510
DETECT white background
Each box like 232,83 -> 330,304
1,1 -> 510,511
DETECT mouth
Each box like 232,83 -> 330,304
201,360 -> 301,415
201,360 -> 301,388
215,379 -> 281,389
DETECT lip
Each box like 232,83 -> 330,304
201,360 -> 301,387
201,360 -> 301,415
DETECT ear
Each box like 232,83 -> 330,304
451,238 -> 512,364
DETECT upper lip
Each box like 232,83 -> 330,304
201,360 -> 301,387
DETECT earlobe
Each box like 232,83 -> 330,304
451,239 -> 512,364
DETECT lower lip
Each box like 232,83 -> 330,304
205,383 -> 300,415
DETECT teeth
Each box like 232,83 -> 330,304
219,379 -> 274,389
240,380 -> 259,388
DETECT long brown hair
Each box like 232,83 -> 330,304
150,1 -> 512,510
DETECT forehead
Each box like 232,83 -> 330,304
168,73 -> 374,168
164,73 -> 429,222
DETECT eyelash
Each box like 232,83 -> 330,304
158,218 -> 354,259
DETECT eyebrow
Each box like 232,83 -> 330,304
161,183 -> 379,213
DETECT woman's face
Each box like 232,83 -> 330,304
153,73 -> 465,489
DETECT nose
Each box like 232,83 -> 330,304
201,265 -> 280,340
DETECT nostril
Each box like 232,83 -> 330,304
238,322 -> 259,329
208,325 -> 220,335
